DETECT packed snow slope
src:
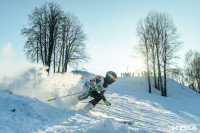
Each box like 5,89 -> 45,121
0,64 -> 200,133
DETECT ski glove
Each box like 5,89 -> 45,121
104,100 -> 111,106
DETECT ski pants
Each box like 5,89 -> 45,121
78,84 -> 105,107
89,91 -> 105,107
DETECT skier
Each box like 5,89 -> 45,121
78,71 -> 117,111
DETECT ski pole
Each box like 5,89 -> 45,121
48,92 -> 83,102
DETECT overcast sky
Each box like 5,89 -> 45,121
0,0 -> 200,76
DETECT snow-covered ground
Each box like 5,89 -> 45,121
0,64 -> 200,133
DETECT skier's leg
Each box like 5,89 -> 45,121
89,91 -> 102,107
78,84 -> 91,101
78,94 -> 89,101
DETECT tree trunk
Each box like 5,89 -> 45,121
145,40 -> 151,93
53,39 -> 56,73
47,27 -> 54,73
163,38 -> 167,96
163,62 -> 167,96
62,44 -> 65,72
156,43 -> 163,94
58,42 -> 63,73
152,51 -> 158,89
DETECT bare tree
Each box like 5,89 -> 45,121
136,11 -> 181,96
185,50 -> 200,93
168,67 -> 184,85
56,13 -> 88,72
22,2 -> 89,73
146,13 -> 158,89
136,19 -> 152,93
160,12 -> 181,96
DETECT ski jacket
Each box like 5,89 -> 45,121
87,76 -> 108,92
86,76 -> 108,101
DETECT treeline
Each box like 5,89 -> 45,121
184,50 -> 200,93
21,2 -> 89,73
136,11 -> 181,96
169,50 -> 200,93
136,11 -> 200,95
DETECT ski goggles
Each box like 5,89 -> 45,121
113,77 -> 117,82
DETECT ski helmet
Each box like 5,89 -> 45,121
105,71 -> 117,84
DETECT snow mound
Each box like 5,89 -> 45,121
0,64 -> 84,109
0,90 -> 68,133
85,118 -> 129,133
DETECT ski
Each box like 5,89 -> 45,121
76,102 -> 135,125
88,110 -> 135,125
110,118 -> 134,125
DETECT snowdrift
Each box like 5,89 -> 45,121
0,90 -> 68,132
0,64 -> 86,109
0,64 -> 200,132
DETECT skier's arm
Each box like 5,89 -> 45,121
100,91 -> 106,101
100,91 -> 111,106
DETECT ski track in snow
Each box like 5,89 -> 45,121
0,64 -> 200,133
